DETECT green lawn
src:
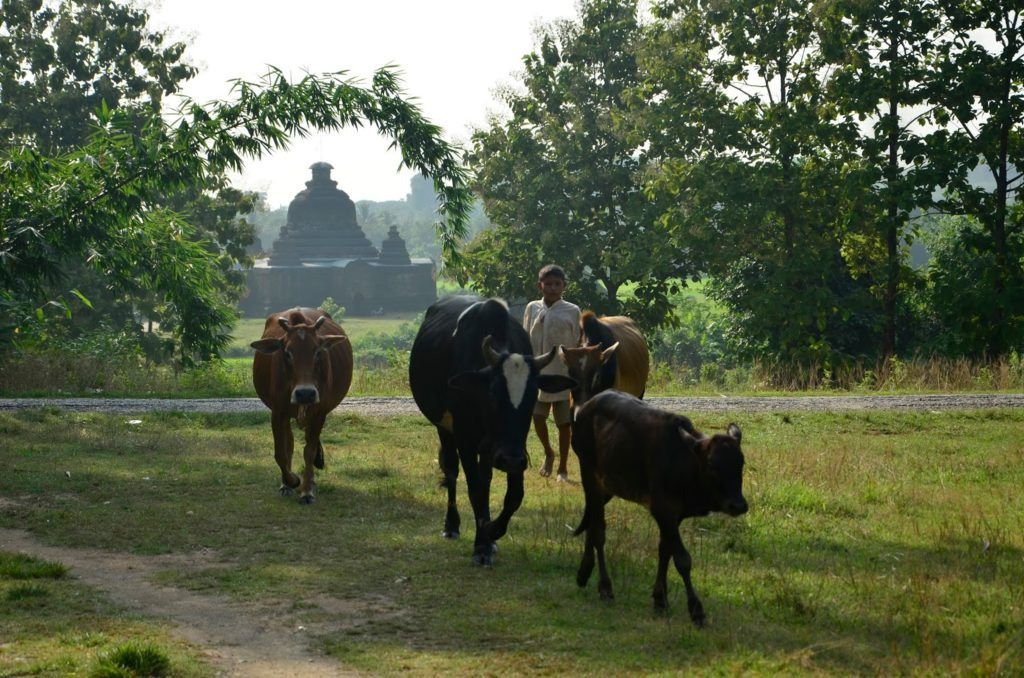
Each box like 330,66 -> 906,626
1,408 -> 1022,675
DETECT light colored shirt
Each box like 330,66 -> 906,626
523,298 -> 581,402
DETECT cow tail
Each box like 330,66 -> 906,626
572,505 -> 589,536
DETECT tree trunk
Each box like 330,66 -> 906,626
882,34 -> 900,361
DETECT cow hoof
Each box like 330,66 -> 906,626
599,584 -> 614,601
688,601 -> 706,628
490,542 -> 499,555
442,530 -> 460,539
299,494 -> 315,505
279,485 -> 295,496
472,552 -> 493,567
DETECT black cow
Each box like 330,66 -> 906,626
409,296 -> 577,566
572,390 -> 747,627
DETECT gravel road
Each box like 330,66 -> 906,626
2,393 -> 1023,416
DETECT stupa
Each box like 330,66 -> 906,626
239,162 -> 436,317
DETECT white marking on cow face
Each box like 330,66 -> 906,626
579,354 -> 589,374
503,354 -> 529,408
297,329 -> 307,340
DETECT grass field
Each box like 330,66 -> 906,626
1,408 -> 1022,675
225,313 -> 418,357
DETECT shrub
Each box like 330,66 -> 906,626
6,583 -> 48,601
90,643 -> 170,678
319,297 -> 346,321
0,553 -> 67,579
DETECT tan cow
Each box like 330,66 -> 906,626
560,312 -> 649,410
251,308 -> 352,504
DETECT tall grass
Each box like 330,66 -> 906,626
748,353 -> 1024,392
3,351 -> 1024,397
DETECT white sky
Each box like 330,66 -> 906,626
147,0 -> 579,207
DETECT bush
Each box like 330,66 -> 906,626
90,643 -> 170,678
319,297 -> 346,321
351,314 -> 422,369
918,215 -> 1024,357
0,553 -> 67,580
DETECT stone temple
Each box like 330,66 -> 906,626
239,162 -> 436,318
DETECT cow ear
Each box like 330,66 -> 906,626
538,374 -> 577,393
251,338 -> 284,354
727,423 -> 742,443
448,369 -> 490,393
677,426 -> 699,451
599,341 -> 620,363
318,335 -> 348,351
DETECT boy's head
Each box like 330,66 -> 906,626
537,264 -> 567,305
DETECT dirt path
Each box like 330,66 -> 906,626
1,393 -> 1023,416
0,527 -> 360,677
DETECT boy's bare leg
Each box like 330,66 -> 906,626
533,414 -> 555,476
556,421 -> 572,481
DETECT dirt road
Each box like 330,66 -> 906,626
2,393 -> 1023,416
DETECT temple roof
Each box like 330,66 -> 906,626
268,162 -> 378,264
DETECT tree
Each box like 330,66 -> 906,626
639,0 -> 877,365
930,0 -> 1024,355
1,68 -> 472,363
0,0 -> 194,152
0,0 -> 265,357
827,0 -> 946,360
466,0 -> 685,328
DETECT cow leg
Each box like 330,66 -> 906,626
652,510 -> 705,627
652,530 -> 673,613
272,412 -> 299,495
298,412 -> 327,505
455,445 -> 494,566
577,467 -> 613,600
437,428 -> 460,539
485,471 -> 524,544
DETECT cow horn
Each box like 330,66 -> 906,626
277,317 -> 291,331
314,316 -> 327,331
533,346 -> 559,370
481,335 -> 502,367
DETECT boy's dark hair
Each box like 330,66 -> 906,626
537,264 -> 567,281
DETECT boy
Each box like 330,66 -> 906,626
522,264 -> 581,481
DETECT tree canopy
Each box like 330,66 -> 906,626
468,0 -> 1024,365
465,0 -> 687,329
1,67 -> 472,362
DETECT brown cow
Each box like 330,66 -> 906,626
251,308 -> 352,504
572,390 -> 747,627
560,312 -> 649,410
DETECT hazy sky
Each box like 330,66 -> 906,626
148,0 -> 579,207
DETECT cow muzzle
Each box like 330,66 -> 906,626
291,386 -> 319,405
723,495 -> 749,517
493,449 -> 528,474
